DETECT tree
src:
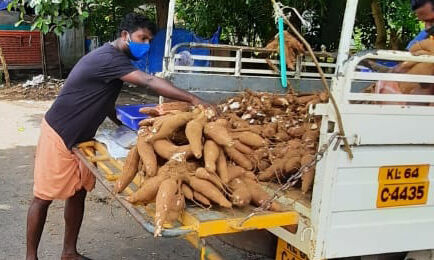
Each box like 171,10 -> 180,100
175,0 -> 327,47
9,0 -> 95,35
85,0 -> 150,42
356,0 -> 422,50
8,0 -> 422,51
371,0 -> 387,49
155,0 -> 170,29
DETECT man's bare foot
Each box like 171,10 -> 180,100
61,253 -> 92,260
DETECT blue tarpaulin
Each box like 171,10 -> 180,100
132,27 -> 221,73
0,0 -> 12,10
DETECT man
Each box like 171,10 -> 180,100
27,13 -> 208,260
406,0 -> 434,50
402,0 -> 434,98
365,0 -> 434,98
363,0 -> 434,72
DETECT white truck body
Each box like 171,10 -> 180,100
162,0 -> 434,258
269,49 -> 434,259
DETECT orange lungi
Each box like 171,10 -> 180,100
33,118 -> 96,200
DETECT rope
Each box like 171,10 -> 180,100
272,2 -> 312,30
271,0 -> 354,159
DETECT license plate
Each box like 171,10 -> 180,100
377,164 -> 430,208
276,239 -> 309,260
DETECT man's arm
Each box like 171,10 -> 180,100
121,70 -> 208,106
107,106 -> 122,126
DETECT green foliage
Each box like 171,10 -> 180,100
7,0 -> 423,50
8,0 -> 96,35
84,0 -> 150,42
175,0 -> 272,46
8,0 -> 150,41
355,0 -> 422,49
353,28 -> 366,52
175,0 -> 326,46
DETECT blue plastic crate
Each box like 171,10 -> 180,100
376,60 -> 399,68
116,104 -> 157,131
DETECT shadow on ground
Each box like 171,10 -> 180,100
26,113 -> 45,129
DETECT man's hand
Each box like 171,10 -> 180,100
191,97 -> 210,107
121,71 -> 210,106
192,97 -> 220,117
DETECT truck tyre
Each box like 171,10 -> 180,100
217,230 -> 277,258
361,252 -> 407,260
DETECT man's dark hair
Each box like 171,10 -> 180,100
118,13 -> 157,36
411,0 -> 434,11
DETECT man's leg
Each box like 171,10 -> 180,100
26,197 -> 52,260
61,189 -> 87,259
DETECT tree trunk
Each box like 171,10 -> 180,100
371,0 -> 387,49
156,0 -> 170,29
0,47 -> 10,87
390,29 -> 403,50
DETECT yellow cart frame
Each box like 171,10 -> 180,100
73,141 -> 300,260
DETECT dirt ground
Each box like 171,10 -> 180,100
0,89 -> 271,260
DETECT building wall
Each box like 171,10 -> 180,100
59,26 -> 85,70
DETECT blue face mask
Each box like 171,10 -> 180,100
127,34 -> 150,60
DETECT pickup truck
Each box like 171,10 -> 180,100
77,0 -> 434,259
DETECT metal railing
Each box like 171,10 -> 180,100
340,50 -> 434,104
167,42 -> 336,79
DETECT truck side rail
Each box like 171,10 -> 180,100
339,50 -> 434,104
167,42 -> 336,79
311,50 -> 434,146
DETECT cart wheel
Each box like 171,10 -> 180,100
217,230 -> 277,258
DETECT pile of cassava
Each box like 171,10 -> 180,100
113,90 -> 327,236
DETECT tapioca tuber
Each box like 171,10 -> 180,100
224,146 -> 253,171
301,154 -> 316,194
204,121 -> 234,147
233,141 -> 254,155
193,191 -> 211,207
231,131 -> 267,148
227,165 -> 247,182
204,140 -> 220,173
242,177 -> 283,212
229,178 -> 252,207
154,178 -> 180,237
153,139 -> 194,161
137,135 -> 158,177
181,183 -> 194,201
114,146 -> 140,193
148,112 -> 195,141
185,112 -> 207,159
195,167 -> 225,191
126,174 -> 169,204
288,126 -> 305,138
188,176 -> 232,208
122,90 -> 327,223
257,157 -> 287,181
